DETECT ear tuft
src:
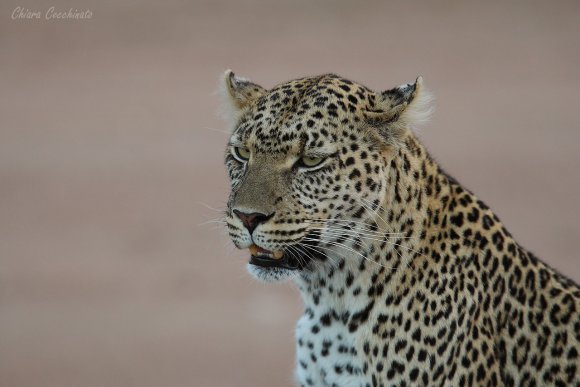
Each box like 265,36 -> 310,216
399,76 -> 434,128
218,70 -> 266,124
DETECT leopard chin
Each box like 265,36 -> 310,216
246,263 -> 298,283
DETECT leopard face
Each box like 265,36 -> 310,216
221,71 -> 427,282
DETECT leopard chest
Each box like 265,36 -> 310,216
295,310 -> 368,386
292,258 -> 472,386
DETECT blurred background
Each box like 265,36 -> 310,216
1,1 -> 579,386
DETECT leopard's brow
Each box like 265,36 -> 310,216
302,145 -> 337,157
290,135 -> 337,157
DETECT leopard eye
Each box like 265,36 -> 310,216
232,146 -> 251,162
299,156 -> 324,168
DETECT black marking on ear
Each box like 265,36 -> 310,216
380,82 -> 418,110
365,78 -> 420,125
362,77 -> 429,146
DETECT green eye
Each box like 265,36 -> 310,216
233,146 -> 251,161
300,156 -> 324,168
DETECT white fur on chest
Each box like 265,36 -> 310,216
295,313 -> 368,386
293,260 -> 378,387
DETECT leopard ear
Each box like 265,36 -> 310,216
219,70 -> 266,121
366,77 -> 433,142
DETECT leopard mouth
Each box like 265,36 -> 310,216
247,231 -> 326,271
248,244 -> 300,270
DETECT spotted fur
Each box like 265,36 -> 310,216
221,71 -> 580,386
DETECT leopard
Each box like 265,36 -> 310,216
220,70 -> 580,386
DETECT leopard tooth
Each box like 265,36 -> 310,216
249,244 -> 259,256
272,250 -> 284,260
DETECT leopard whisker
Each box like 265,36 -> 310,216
297,243 -> 340,271
303,237 -> 397,271
305,218 -> 405,235
305,219 -> 410,239
198,218 -> 227,226
307,226 -> 416,242
197,201 -> 227,213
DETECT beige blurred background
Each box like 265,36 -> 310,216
0,1 -> 579,386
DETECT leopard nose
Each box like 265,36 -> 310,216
233,210 -> 275,234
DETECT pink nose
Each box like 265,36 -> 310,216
233,210 -> 274,233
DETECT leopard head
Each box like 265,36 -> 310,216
221,70 -> 431,282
